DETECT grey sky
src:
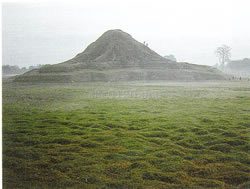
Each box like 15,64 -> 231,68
2,0 -> 250,67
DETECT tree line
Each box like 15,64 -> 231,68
2,64 -> 42,75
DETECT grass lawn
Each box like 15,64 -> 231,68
2,81 -> 250,188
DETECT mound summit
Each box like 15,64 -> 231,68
15,29 -> 226,82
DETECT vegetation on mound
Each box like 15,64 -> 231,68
13,29 -> 226,82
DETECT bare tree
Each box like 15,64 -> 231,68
215,45 -> 231,67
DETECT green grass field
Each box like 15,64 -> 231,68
2,81 -> 250,188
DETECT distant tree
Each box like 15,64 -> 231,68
29,66 -> 35,70
164,54 -> 177,62
2,64 -> 44,75
2,65 -> 22,74
215,45 -> 231,68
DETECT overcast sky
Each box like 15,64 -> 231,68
2,0 -> 250,67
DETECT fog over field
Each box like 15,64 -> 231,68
2,0 -> 250,67
3,81 -> 250,188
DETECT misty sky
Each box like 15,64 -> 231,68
2,0 -> 250,67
